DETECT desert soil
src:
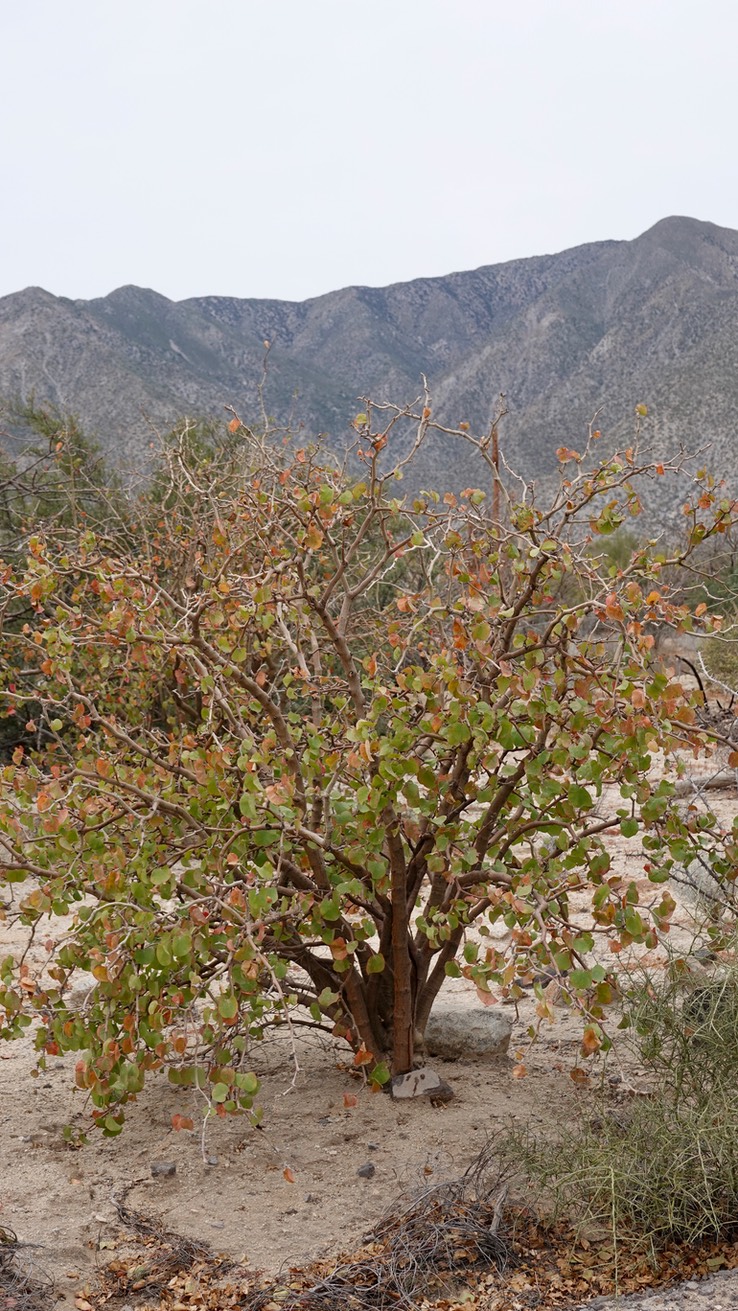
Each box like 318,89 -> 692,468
3,758 -> 738,1309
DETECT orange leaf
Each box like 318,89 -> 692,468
511,1063 -> 527,1079
604,593 -> 624,622
343,1093 -> 358,1109
228,417 -> 241,433
283,1166 -> 295,1183
171,1113 -> 194,1131
570,1067 -> 590,1086
580,1026 -> 601,1057
452,618 -> 468,650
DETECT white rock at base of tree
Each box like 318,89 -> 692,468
424,1004 -> 513,1061
390,1067 -> 453,1101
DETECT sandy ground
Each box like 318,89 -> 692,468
3,756 -> 738,1308
1,961 -> 588,1304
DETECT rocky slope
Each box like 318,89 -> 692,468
1,216 -> 738,497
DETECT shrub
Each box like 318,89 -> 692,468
505,956 -> 738,1251
0,399 -> 735,1132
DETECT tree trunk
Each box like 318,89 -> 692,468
385,810 -> 414,1074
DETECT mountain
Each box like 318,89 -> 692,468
2,216 -> 738,498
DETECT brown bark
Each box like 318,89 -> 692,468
384,808 -> 414,1074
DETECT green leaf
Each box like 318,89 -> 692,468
318,987 -> 339,1007
171,932 -> 192,959
620,818 -> 639,838
155,941 -> 172,967
369,1060 -> 391,1087
446,722 -> 471,746
211,1082 -> 229,1103
568,785 -> 593,811
251,830 -> 280,847
366,953 -> 385,974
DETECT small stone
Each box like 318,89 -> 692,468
366,1142 -> 379,1151
304,1193 -> 320,1203
357,1162 -> 376,1179
150,1161 -> 176,1177
206,1155 -> 219,1166
209,1221 -> 224,1229
391,1068 -> 441,1099
391,1067 -> 451,1101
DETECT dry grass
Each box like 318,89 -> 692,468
502,957 -> 738,1255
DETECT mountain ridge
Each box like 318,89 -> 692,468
1,216 -> 737,498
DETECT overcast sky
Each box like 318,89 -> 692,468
2,1 -> 737,305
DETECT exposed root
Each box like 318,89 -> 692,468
241,1143 -> 512,1311
104,1180 -> 240,1299
0,1223 -> 55,1311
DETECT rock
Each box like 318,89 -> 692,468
390,1067 -> 455,1103
150,1161 -> 176,1177
391,1067 -> 442,1099
487,919 -> 512,941
357,1162 -> 375,1178
424,1004 -> 512,1061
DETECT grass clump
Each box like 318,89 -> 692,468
504,959 -> 738,1254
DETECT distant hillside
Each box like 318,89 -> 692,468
2,216 -> 738,499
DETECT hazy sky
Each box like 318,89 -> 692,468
3,1 -> 737,304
